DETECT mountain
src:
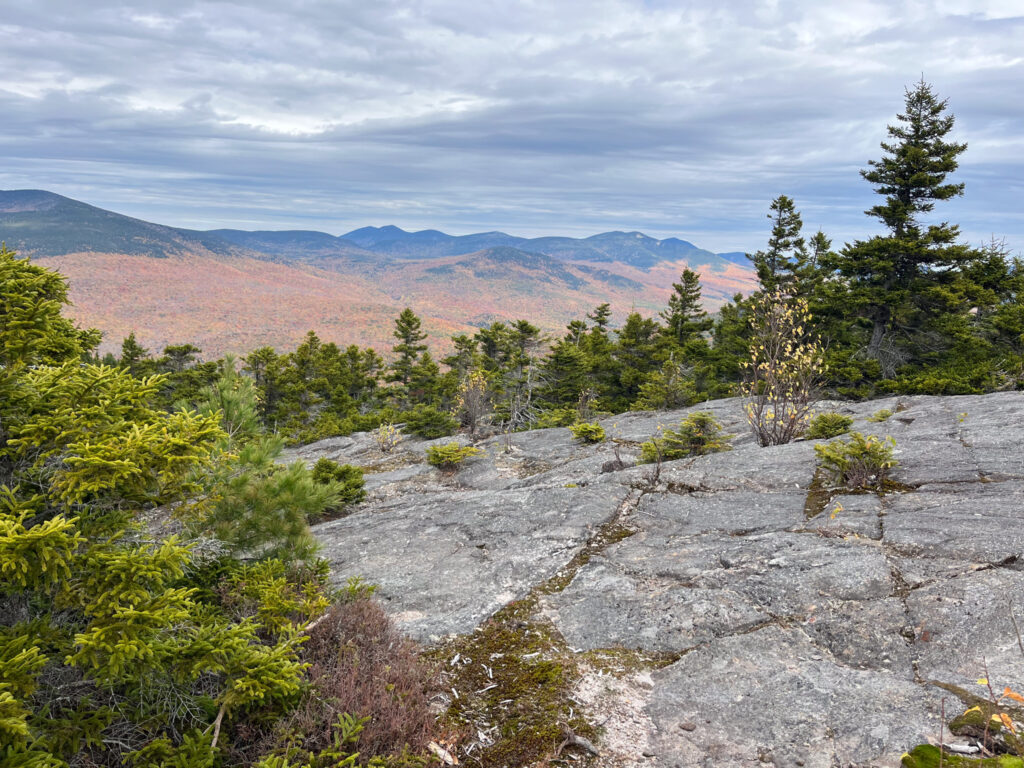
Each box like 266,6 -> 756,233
208,229 -> 381,264
337,225 -> 733,270
1,189 -> 756,357
0,189 -> 239,259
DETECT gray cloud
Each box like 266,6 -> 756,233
1,0 -> 1021,252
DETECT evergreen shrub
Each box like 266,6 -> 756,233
311,458 -> 366,518
426,443 -> 483,470
401,404 -> 458,439
568,422 -> 606,443
814,432 -> 897,490
533,407 -> 578,429
806,412 -> 853,439
639,411 -> 731,463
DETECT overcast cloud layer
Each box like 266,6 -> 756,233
1,0 -> 1021,253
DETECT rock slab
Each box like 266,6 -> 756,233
297,393 -> 1024,767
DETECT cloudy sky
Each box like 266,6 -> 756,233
1,0 -> 1021,253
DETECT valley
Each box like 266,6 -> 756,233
1,189 -> 755,356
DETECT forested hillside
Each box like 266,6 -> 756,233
2,189 -> 754,357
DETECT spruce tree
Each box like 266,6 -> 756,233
747,195 -> 811,296
159,343 -> 201,373
389,308 -> 428,389
583,305 -> 618,408
612,312 -> 662,407
119,331 -> 150,375
660,268 -> 712,346
824,79 -> 979,366
538,340 -> 590,409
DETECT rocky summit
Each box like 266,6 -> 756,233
285,392 -> 1024,768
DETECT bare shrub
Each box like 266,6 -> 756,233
237,598 -> 438,764
375,422 -> 402,453
743,290 -> 824,446
455,369 -> 490,437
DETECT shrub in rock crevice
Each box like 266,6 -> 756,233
814,432 -> 897,490
640,411 -> 731,463
806,412 -> 854,439
568,422 -> 606,443
426,442 -> 483,470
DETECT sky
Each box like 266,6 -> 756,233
1,0 -> 1022,254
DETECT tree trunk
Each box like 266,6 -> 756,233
867,304 -> 891,360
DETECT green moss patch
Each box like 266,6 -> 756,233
423,498 -> 644,766
903,744 -> 1023,767
538,521 -> 636,595
579,645 -> 680,675
425,596 -> 597,767
803,467 -> 832,519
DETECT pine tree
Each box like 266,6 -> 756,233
119,331 -> 150,375
747,195 -> 811,296
564,320 -> 588,346
823,79 -> 980,366
194,356 -> 262,442
587,302 -> 612,331
660,268 -> 712,346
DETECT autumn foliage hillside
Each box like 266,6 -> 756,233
39,249 -> 754,357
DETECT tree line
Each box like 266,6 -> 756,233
105,83 -> 1024,446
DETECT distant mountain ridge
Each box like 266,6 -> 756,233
1,189 -> 746,270
0,189 -> 757,357
334,224 -> 736,270
0,189 -> 243,260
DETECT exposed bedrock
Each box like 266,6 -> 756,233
287,391 -> 1024,767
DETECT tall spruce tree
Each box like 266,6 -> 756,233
660,268 -> 712,346
119,331 -> 150,375
747,195 -> 811,296
824,79 -> 980,367
389,307 -> 428,388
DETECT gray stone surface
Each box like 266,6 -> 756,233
647,626 -> 944,768
546,528 -> 893,654
314,484 -> 624,641
883,480 -> 1024,564
795,493 -> 883,540
907,568 -> 1024,688
295,392 -> 1024,767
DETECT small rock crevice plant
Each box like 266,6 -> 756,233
426,442 -> 483,470
814,432 -> 897,490
640,411 -> 732,463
